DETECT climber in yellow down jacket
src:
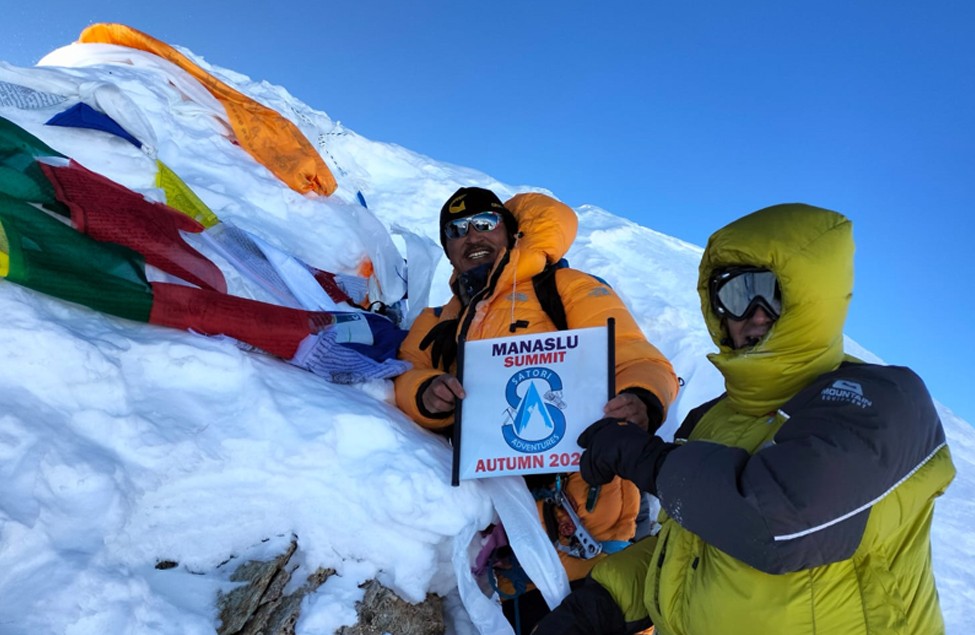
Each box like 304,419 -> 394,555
534,203 -> 955,635
395,187 -> 679,631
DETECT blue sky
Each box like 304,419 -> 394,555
3,1 -> 973,425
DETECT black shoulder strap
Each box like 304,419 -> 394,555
532,259 -> 569,331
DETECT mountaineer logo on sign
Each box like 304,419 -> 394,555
502,366 -> 567,453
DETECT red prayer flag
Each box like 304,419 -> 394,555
40,160 -> 226,292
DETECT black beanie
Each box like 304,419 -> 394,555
439,187 -> 519,249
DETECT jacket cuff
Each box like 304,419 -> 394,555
620,387 -> 665,431
416,376 -> 453,420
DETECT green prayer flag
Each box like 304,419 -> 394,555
0,115 -> 70,216
0,194 -> 153,322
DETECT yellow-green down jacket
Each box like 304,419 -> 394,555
395,193 -> 679,582
589,204 -> 955,634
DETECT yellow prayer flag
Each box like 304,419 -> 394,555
155,161 -> 220,229
0,221 -> 9,277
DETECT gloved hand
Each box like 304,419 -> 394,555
578,417 -> 676,495
531,577 -> 628,635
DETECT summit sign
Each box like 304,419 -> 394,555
455,326 -> 611,481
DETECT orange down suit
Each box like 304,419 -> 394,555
395,192 -> 679,582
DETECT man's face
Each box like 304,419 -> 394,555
444,216 -> 509,273
725,305 -> 776,349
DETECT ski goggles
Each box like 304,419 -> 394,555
443,211 -> 502,240
709,266 -> 782,320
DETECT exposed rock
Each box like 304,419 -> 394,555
217,538 -> 302,634
206,536 -> 444,635
336,579 -> 443,635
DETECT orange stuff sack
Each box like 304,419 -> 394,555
79,23 -> 337,197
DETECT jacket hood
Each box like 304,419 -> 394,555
505,192 -> 577,273
698,203 -> 853,415
456,192 -> 578,338
448,192 -> 577,282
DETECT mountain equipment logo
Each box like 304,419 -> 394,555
448,194 -> 466,215
821,379 -> 873,408
501,366 -> 567,453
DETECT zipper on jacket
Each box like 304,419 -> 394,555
457,250 -> 511,342
652,531 -> 670,617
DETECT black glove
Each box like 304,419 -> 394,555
578,417 -> 676,495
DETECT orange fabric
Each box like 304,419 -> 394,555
394,192 -> 680,582
78,23 -> 336,197
559,473 -> 640,581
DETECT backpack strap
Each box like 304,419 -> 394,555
530,258 -> 613,332
532,258 -> 569,331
